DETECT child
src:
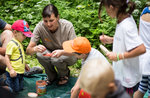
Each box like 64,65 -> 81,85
134,6 -> 150,98
79,58 -> 130,98
5,20 -> 33,93
52,37 -> 109,98
98,0 -> 146,97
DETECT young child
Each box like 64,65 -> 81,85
52,37 -> 109,98
99,0 -> 146,97
5,20 -> 33,93
134,6 -> 150,98
79,58 -> 130,98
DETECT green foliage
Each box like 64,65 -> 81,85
0,0 -> 147,50
0,0 -> 50,30
51,0 -> 116,51
0,0 -> 50,49
132,0 -> 149,25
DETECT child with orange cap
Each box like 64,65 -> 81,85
79,58 -> 130,98
5,20 -> 33,93
52,37 -> 108,98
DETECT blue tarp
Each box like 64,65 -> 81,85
16,74 -> 149,98
16,74 -> 77,98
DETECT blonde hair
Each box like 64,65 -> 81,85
79,58 -> 114,96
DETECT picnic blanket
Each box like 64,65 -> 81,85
15,74 -> 149,98
16,74 -> 77,98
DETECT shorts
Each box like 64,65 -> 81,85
138,75 -> 150,96
124,82 -> 139,94
5,72 -> 24,92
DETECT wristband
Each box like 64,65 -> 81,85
117,53 -> 120,61
121,53 -> 124,59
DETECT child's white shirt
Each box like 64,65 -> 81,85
82,48 -> 108,66
113,16 -> 143,88
139,17 -> 150,75
78,48 -> 108,80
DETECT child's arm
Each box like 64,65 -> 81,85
71,78 -> 81,98
5,54 -> 17,77
51,50 -> 74,58
123,44 -> 146,58
106,44 -> 146,61
4,23 -> 12,30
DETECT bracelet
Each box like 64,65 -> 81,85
121,53 -> 124,59
117,53 -> 120,61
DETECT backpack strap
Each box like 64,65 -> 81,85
10,40 -> 23,64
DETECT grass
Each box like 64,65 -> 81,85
69,66 -> 81,77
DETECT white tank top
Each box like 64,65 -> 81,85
139,18 -> 150,50
139,16 -> 150,75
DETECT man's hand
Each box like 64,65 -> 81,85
33,45 -> 46,53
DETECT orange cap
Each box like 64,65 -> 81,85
63,37 -> 91,54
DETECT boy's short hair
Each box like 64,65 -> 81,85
79,58 -> 114,96
63,37 -> 91,54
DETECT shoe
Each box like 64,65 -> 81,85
57,76 -> 69,85
57,70 -> 70,85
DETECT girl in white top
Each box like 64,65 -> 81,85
98,0 -> 146,97
134,6 -> 150,98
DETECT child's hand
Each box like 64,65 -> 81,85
71,85 -> 80,98
25,64 -> 30,72
10,69 -> 17,77
106,52 -> 118,61
71,86 -> 75,93
51,50 -> 64,58
99,35 -> 113,44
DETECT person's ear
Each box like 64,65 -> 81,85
57,15 -> 59,20
110,5 -> 114,10
108,82 -> 116,92
13,30 -> 18,37
82,54 -> 87,57
13,30 -> 17,34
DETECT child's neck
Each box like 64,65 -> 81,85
83,53 -> 89,60
117,13 -> 130,23
14,37 -> 22,43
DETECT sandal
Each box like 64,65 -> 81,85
44,78 -> 55,86
57,76 -> 69,85
45,80 -> 52,86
